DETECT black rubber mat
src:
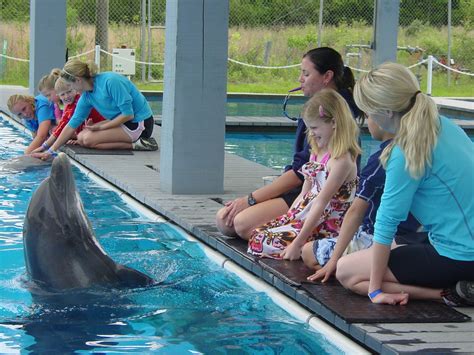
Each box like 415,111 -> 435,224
302,281 -> 472,323
258,258 -> 313,286
63,145 -> 133,155
218,236 -> 257,262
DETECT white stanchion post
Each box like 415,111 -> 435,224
427,55 -> 433,96
95,44 -> 101,72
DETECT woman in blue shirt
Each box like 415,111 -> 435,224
7,94 -> 55,154
336,63 -> 474,306
35,59 -> 157,157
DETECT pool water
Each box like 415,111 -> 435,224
0,118 -> 343,353
225,132 -> 381,171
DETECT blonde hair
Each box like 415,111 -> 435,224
38,68 -> 62,91
302,88 -> 361,160
61,59 -> 98,82
354,62 -> 439,178
7,94 -> 35,113
54,77 -> 72,93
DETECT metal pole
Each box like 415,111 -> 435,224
447,0 -> 452,86
317,0 -> 323,47
140,0 -> 146,82
148,0 -> 153,81
0,40 -> 7,80
427,55 -> 433,96
95,44 -> 101,72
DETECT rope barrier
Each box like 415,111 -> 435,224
407,58 -> 428,69
68,48 -> 96,59
432,58 -> 474,76
100,49 -> 164,65
346,66 -> 369,73
228,58 -> 300,69
0,53 -> 29,62
2,49 -> 473,77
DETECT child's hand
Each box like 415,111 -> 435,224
280,242 -> 302,260
307,258 -> 337,282
31,152 -> 51,161
31,146 -> 45,153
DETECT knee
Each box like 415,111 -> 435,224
335,255 -> 354,289
301,242 -> 318,269
233,213 -> 252,240
78,132 -> 94,148
215,208 -> 237,237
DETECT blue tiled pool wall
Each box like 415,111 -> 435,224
0,117 -> 343,354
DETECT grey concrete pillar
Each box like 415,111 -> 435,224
29,0 -> 67,95
160,0 -> 229,194
372,0 -> 400,66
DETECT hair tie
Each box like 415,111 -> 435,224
409,90 -> 422,109
319,105 -> 325,118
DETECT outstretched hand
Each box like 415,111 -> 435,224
371,292 -> 409,305
307,259 -> 337,283
280,242 -> 302,260
31,152 -> 51,161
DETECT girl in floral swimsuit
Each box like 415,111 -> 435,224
248,89 -> 361,262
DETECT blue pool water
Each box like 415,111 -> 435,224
225,132 -> 381,171
0,119 -> 343,353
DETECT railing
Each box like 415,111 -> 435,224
1,46 -> 473,96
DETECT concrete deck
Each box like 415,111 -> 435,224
1,86 -> 473,354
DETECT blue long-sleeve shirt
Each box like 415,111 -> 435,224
374,116 -> 474,261
68,72 -> 153,129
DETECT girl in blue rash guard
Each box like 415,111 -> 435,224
7,94 -> 56,154
34,59 -> 157,158
216,47 -> 360,241
336,63 -> 474,307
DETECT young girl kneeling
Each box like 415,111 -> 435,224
248,89 -> 361,261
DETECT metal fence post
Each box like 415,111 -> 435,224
447,0 -> 452,87
95,44 -> 101,72
317,0 -> 323,47
0,40 -> 7,80
427,55 -> 433,96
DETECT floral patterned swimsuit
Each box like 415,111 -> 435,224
248,152 -> 358,258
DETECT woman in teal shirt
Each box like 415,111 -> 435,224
35,59 -> 157,158
336,63 -> 474,307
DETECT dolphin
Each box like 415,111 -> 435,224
0,155 -> 52,172
23,152 -> 154,291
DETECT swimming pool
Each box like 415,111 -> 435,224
225,132 -> 381,171
0,119 -> 349,353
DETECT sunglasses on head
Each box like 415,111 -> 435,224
282,87 -> 302,121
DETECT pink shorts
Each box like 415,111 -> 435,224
121,120 -> 145,142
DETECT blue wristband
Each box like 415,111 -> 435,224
368,289 -> 383,301
47,148 -> 58,157
41,142 -> 50,150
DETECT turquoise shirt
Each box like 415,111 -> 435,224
68,72 -> 153,129
35,94 -> 55,125
374,116 -> 474,261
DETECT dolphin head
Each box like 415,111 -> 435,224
49,153 -> 76,198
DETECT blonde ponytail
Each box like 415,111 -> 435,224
354,63 -> 439,178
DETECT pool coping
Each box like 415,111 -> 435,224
2,108 -> 473,354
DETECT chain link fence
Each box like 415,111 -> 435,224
0,0 -> 472,95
